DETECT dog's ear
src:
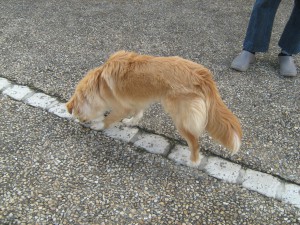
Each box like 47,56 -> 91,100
89,66 -> 103,80
66,99 -> 74,114
95,66 -> 103,77
89,66 -> 104,92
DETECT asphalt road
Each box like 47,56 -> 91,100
0,0 -> 299,223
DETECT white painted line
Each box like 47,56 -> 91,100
168,145 -> 205,168
204,156 -> 241,183
168,145 -> 191,166
134,133 -> 170,155
242,169 -> 282,198
0,77 -> 11,90
26,93 -> 59,109
3,85 -> 34,101
104,123 -> 139,142
48,103 -> 73,119
281,183 -> 300,208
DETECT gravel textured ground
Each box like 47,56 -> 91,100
1,0 -> 300,223
1,95 -> 300,224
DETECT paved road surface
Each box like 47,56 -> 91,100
0,0 -> 299,224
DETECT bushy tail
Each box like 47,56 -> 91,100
205,87 -> 242,154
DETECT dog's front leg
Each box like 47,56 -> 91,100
90,115 -> 105,130
122,110 -> 144,126
102,109 -> 130,129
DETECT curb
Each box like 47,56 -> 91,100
1,77 -> 300,209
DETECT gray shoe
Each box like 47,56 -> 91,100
279,55 -> 297,77
231,50 -> 255,72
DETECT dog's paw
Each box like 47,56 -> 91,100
122,111 -> 143,126
122,117 -> 137,126
187,159 -> 201,168
90,121 -> 105,130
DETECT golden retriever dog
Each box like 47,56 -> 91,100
66,51 -> 242,166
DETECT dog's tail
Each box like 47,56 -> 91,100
204,85 -> 242,154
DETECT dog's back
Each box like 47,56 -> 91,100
103,51 -> 214,98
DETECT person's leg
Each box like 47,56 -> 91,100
243,0 -> 281,53
231,0 -> 281,71
278,0 -> 300,55
278,0 -> 300,76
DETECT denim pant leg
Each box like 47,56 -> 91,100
278,0 -> 300,55
243,0 -> 281,52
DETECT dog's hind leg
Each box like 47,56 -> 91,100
162,95 -> 207,167
177,127 -> 201,167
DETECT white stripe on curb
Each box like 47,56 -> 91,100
0,77 -> 11,90
26,93 -> 59,110
281,184 -> 300,208
48,103 -> 73,119
1,77 -> 300,209
134,133 -> 170,155
3,85 -> 34,101
204,157 -> 242,183
104,123 -> 139,142
242,169 -> 282,198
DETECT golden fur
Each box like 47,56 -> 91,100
66,51 -> 242,166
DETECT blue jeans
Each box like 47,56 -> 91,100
243,0 -> 300,55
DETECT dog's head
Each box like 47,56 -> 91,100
66,67 -> 108,123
